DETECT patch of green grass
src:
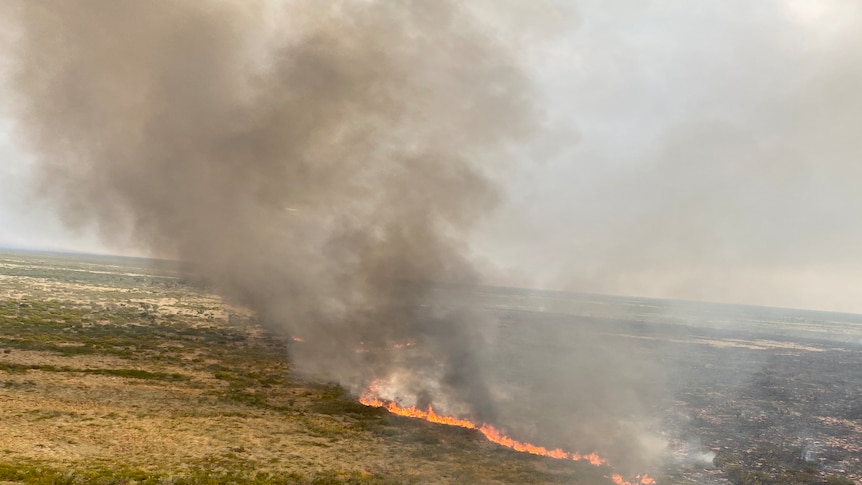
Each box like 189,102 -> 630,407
310,398 -> 386,419
87,368 -> 186,380
0,361 -> 186,381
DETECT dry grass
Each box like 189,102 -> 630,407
0,250 -> 610,485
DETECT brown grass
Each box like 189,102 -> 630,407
0,250 -> 610,485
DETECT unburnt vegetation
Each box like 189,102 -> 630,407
0,250 -> 613,485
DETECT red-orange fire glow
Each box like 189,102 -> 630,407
478,424 -> 569,459
290,336 -> 304,342
609,474 -> 656,485
358,396 -> 477,429
571,451 -> 607,466
359,390 -> 657,485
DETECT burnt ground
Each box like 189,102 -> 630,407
664,333 -> 862,485
482,288 -> 862,485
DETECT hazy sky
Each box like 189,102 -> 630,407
3,0 -> 862,313
0,122 -> 106,252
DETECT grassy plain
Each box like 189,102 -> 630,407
0,250 -> 610,485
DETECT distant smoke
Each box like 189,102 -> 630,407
2,0 -> 536,421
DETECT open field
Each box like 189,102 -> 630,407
2,249 -> 861,484
0,250 -> 611,485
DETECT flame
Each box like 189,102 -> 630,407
609,474 -> 656,485
359,390 -> 657,484
478,424 -> 569,459
359,395 -> 477,429
290,336 -> 304,342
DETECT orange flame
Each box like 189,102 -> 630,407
478,424 -> 569,459
359,391 -> 657,485
290,336 -> 304,342
609,474 -> 656,485
359,395 -> 477,429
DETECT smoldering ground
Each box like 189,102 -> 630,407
2,0 -> 666,476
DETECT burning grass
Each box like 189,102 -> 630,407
0,250 -> 619,484
9,249 -> 858,484
358,392 -> 655,485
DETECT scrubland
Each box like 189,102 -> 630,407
0,250 -> 608,485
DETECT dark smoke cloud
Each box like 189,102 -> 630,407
3,0 -> 537,421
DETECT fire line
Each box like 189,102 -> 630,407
358,392 -> 656,485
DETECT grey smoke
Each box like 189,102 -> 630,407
2,0 -> 669,476
2,0 -> 537,420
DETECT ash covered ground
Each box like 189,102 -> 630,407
471,287 -> 862,484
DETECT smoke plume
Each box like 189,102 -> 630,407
3,0 -> 536,420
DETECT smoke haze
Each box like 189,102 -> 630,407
479,0 -> 862,313
2,0 -> 544,418
2,0 -> 669,476
5,1 -> 862,479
